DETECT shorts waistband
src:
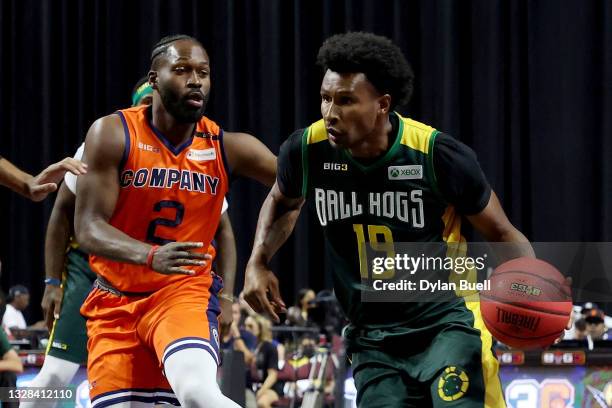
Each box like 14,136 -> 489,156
94,276 -> 154,297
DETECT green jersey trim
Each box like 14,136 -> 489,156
340,113 -> 404,174
301,127 -> 309,197
427,130 -> 442,197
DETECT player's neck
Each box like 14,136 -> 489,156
347,115 -> 393,159
150,105 -> 196,146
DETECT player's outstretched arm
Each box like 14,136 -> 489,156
466,191 -> 535,259
27,157 -> 88,201
0,156 -> 86,201
75,116 -> 211,275
243,183 -> 304,322
0,156 -> 87,202
222,132 -> 277,187
0,156 -> 34,197
42,182 -> 74,330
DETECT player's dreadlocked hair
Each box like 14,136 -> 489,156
317,32 -> 414,109
150,34 -> 203,68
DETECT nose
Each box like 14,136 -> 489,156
187,70 -> 201,88
323,101 -> 338,125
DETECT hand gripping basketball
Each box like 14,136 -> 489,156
480,257 -> 573,349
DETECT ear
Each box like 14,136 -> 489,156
148,71 -> 158,89
378,94 -> 392,114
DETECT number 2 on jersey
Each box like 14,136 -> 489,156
146,200 -> 185,244
352,224 -> 395,279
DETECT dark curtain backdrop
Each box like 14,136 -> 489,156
0,0 -> 610,321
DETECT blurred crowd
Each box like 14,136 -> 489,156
220,289 -> 343,408
564,302 -> 612,344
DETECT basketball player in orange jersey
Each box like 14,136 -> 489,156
75,35 -> 276,407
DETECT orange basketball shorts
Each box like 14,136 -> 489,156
80,273 -> 223,407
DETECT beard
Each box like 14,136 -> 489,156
158,84 -> 209,123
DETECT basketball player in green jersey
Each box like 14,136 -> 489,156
244,32 -> 534,407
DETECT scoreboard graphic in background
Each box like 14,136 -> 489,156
499,349 -> 612,408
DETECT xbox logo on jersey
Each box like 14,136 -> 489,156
388,165 -> 423,180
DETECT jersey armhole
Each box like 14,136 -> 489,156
218,129 -> 232,186
427,130 -> 443,199
300,127 -> 309,197
116,111 -> 131,171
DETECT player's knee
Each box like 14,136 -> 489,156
178,378 -> 224,408
46,370 -> 70,387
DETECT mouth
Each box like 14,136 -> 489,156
326,127 -> 343,142
184,92 -> 204,108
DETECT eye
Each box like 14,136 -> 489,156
199,70 -> 210,77
339,96 -> 353,105
321,94 -> 332,103
174,66 -> 186,74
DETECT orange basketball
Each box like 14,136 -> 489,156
480,257 -> 572,349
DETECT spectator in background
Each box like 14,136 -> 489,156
286,288 -> 316,327
2,285 -> 29,330
1,285 -> 45,334
573,319 -> 588,341
221,299 -> 257,361
245,315 -> 284,408
584,308 -> 611,340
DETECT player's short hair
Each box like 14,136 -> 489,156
317,32 -> 414,109
150,34 -> 203,68
7,285 -> 28,303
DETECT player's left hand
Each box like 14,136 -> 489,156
41,284 -> 63,331
243,261 -> 286,323
28,157 -> 87,201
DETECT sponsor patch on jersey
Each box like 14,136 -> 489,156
51,341 -> 68,350
388,165 -> 423,180
138,142 -> 160,153
323,162 -> 348,171
187,148 -> 216,162
438,366 -> 469,401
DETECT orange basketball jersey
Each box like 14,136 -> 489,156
89,105 -> 229,292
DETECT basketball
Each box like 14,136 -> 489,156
480,257 -> 572,349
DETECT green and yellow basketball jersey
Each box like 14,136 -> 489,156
300,112 -> 468,328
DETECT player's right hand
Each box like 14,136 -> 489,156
150,242 -> 212,275
243,261 -> 286,323
28,157 -> 88,202
41,284 -> 63,332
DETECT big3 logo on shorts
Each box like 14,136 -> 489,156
438,366 -> 469,402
